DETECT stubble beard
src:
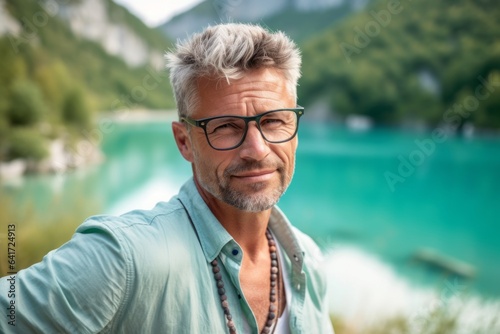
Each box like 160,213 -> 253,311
194,154 -> 294,212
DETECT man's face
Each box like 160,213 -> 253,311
179,68 -> 298,212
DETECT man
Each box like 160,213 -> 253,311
0,23 -> 334,333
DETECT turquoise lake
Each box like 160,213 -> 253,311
3,118 -> 500,302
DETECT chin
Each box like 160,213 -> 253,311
226,186 -> 284,212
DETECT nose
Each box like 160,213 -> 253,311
238,122 -> 270,161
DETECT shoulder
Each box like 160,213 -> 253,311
78,196 -> 185,233
76,197 -> 197,277
77,197 -> 190,248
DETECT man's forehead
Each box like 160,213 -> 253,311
196,68 -> 285,89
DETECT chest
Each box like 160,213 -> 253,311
239,254 -> 287,331
240,264 -> 272,312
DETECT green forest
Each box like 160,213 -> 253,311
0,0 -> 175,164
299,0 -> 500,130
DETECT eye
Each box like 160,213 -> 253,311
261,116 -> 285,128
262,118 -> 283,125
207,118 -> 243,135
213,122 -> 237,132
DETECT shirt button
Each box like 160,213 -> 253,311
296,284 -> 301,290
232,249 -> 239,256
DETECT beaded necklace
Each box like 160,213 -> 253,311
210,229 -> 280,334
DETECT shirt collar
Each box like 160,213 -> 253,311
269,206 -> 305,272
177,178 -> 232,262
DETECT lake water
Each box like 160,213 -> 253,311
3,117 -> 500,326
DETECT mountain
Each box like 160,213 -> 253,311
158,0 -> 370,43
299,0 -> 500,130
0,0 -> 170,68
0,0 -> 175,172
57,0 -> 165,68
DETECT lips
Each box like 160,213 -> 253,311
232,169 -> 276,182
234,169 -> 275,177
224,159 -> 283,183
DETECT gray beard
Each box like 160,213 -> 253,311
194,158 -> 294,212
219,176 -> 286,212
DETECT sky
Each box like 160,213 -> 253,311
114,0 -> 204,27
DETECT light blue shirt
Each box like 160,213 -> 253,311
0,178 -> 334,333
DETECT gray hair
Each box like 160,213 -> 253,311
165,23 -> 302,117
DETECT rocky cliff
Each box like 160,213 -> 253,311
0,0 -> 164,68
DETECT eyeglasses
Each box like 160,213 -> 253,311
181,106 -> 304,150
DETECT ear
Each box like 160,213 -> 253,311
172,121 -> 194,163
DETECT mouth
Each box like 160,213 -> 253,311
232,169 -> 276,182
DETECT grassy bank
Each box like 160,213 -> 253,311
0,193 -> 100,275
332,313 -> 456,334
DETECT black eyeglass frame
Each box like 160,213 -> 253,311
181,106 -> 304,151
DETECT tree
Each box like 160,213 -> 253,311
6,80 -> 47,126
61,86 -> 92,130
6,127 -> 48,161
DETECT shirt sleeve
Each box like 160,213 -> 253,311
0,219 -> 128,334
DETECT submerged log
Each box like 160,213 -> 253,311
412,247 -> 476,279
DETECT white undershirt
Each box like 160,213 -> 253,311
271,241 -> 292,334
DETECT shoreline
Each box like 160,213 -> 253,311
0,138 -> 103,182
100,109 -> 178,123
0,109 -> 175,181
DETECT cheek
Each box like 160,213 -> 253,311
193,147 -> 231,177
280,140 -> 297,167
